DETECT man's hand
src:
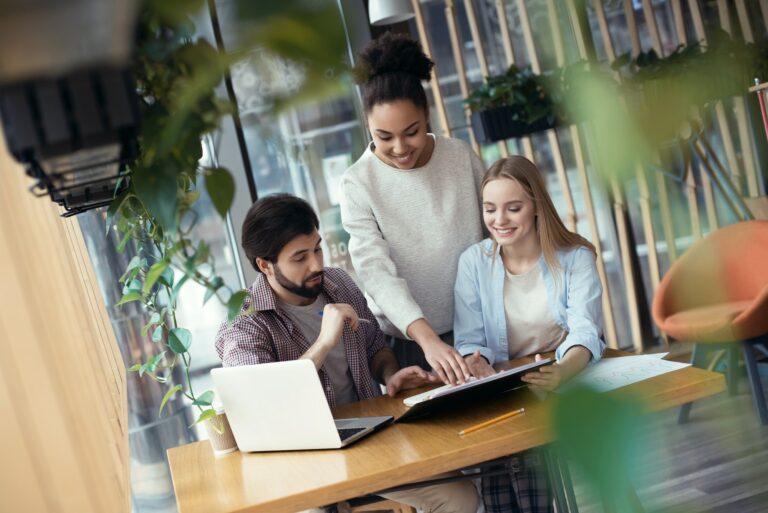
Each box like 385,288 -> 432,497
385,366 -> 441,397
465,350 -> 496,379
316,303 -> 359,349
420,337 -> 471,386
521,353 -> 562,391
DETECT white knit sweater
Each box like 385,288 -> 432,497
339,135 -> 485,338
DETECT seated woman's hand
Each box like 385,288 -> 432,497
465,350 -> 496,379
521,353 -> 562,391
385,366 -> 441,397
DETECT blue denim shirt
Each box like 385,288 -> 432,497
454,239 -> 605,364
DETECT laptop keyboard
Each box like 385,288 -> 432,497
337,427 -> 366,441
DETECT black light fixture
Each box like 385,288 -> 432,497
0,67 -> 140,215
0,0 -> 140,216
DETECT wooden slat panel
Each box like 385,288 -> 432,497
445,0 -> 481,154
495,0 -> 516,66
0,132 -> 128,512
734,0 -> 761,197
717,0 -> 732,34
495,0 -> 534,161
570,125 -> 620,348
463,0 -> 508,156
671,0 -> 687,45
411,0 -> 452,137
515,0 -> 578,231
591,0 -> 646,349
761,0 -> 768,34
688,0 -> 752,206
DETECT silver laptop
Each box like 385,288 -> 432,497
211,360 -> 392,451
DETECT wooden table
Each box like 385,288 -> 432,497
167,352 -> 725,513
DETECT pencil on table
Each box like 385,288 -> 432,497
458,407 -> 526,436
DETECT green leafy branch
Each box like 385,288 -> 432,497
112,1 -> 247,428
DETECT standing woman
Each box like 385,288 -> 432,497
340,33 -> 485,384
454,155 -> 606,512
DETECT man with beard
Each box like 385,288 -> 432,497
214,194 -> 480,513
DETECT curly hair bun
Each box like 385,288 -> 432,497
355,32 -> 434,84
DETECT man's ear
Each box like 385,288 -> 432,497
255,257 -> 272,276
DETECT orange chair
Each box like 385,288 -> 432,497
652,220 -> 768,425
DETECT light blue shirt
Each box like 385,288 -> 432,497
454,239 -> 605,364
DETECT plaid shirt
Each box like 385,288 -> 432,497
214,267 -> 387,407
482,450 -> 553,513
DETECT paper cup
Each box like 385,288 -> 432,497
205,408 -> 238,456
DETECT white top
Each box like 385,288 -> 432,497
503,264 -> 567,358
340,135 -> 485,337
278,294 -> 358,405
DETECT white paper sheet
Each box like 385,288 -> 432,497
564,354 -> 690,393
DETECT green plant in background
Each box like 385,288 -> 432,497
465,65 -> 560,126
611,28 -> 768,149
109,0 -> 350,428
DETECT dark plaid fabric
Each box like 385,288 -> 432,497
214,267 -> 387,408
481,449 -> 554,513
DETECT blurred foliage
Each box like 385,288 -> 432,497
552,385 -> 650,512
110,0 -> 349,428
467,29 -> 767,181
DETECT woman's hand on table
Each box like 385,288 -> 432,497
420,337 -> 471,385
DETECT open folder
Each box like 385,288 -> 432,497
397,358 -> 553,422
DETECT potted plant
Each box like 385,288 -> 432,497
110,0 -> 351,430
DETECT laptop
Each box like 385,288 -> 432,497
211,360 -> 392,451
397,357 -> 553,422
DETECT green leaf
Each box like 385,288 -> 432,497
195,241 -> 210,265
205,167 -> 235,218
132,163 -> 180,235
143,260 -> 170,295
106,190 -> 129,234
117,230 -> 133,253
122,278 -> 142,295
116,291 -> 142,307
145,351 -> 166,373
203,276 -> 223,305
158,266 -> 175,288
189,408 -> 217,428
168,328 -> 192,354
159,384 -> 183,416
127,363 -> 141,372
227,290 -> 247,321
169,274 -> 190,307
152,325 -> 164,343
192,390 -> 214,406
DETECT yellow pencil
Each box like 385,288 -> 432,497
458,407 -> 526,436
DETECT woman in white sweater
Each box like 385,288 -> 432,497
339,33 -> 484,385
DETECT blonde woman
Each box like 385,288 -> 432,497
454,155 -> 605,513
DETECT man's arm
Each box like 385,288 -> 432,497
300,303 -> 361,370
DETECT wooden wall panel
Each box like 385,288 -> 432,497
0,133 -> 128,512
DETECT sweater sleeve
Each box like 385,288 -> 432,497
339,177 -> 425,337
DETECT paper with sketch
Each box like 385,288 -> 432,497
564,354 -> 690,393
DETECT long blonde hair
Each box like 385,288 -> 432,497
482,156 -> 596,277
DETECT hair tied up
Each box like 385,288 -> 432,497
354,32 -> 433,85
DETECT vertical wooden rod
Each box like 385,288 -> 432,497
411,0 -> 453,137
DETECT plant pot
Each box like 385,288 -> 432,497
471,107 -> 559,144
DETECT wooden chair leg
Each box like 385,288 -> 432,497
743,339 -> 768,425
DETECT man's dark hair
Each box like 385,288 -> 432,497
241,194 -> 319,273
354,32 -> 433,115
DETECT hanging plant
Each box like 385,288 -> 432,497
109,0 -> 351,428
